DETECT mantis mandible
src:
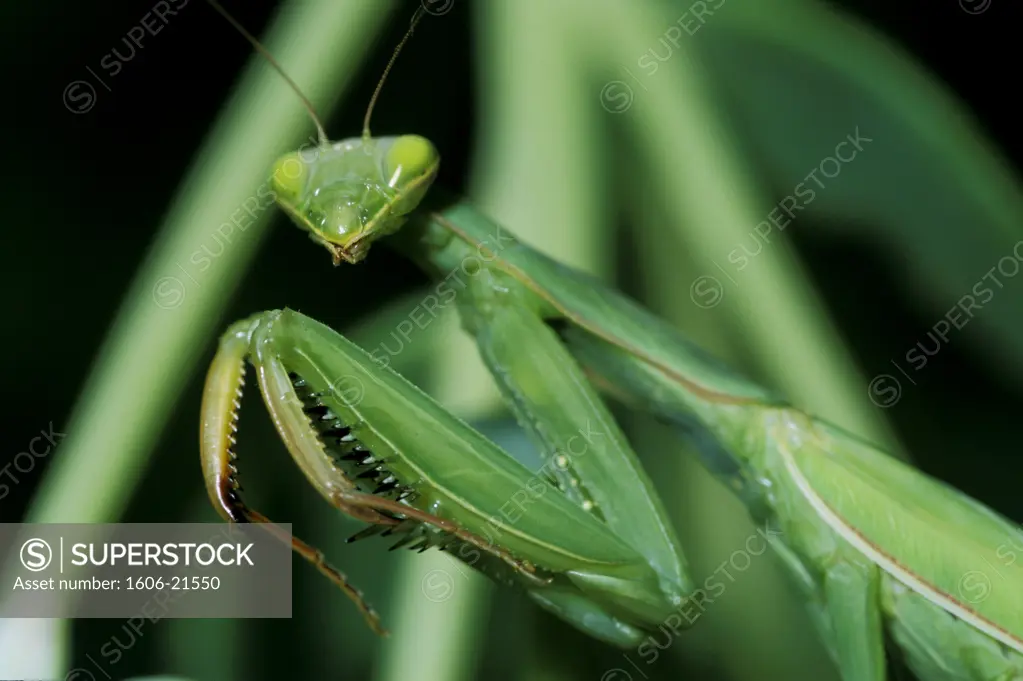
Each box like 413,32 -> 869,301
199,3 -> 1023,679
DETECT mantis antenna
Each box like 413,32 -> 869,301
362,6 -> 428,141
205,0 -> 330,147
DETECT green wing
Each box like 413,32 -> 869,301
779,414 -> 1023,654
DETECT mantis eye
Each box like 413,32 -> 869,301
271,151 -> 310,203
384,135 -> 438,189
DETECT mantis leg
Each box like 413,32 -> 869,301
200,317 -> 390,635
883,579 -> 1023,681
249,314 -> 547,585
823,559 -> 886,681
202,314 -> 546,613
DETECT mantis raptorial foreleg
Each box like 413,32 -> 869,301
200,317 -> 389,634
199,310 -> 552,633
200,313 -> 551,635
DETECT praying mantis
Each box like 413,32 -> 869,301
198,3 -> 1023,679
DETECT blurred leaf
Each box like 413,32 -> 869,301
562,0 -> 902,451
706,1 -> 1023,384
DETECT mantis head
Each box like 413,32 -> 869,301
270,134 -> 439,264
208,0 -> 435,264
